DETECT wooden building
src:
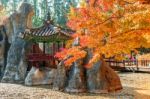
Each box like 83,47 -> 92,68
19,19 -> 73,70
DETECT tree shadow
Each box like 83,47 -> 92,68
66,86 -> 150,99
27,84 -> 150,99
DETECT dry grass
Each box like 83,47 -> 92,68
0,72 -> 150,99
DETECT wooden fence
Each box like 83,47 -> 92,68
138,60 -> 150,67
105,59 -> 150,72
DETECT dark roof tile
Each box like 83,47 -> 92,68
19,24 -> 73,39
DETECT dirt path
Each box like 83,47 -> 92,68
0,72 -> 150,99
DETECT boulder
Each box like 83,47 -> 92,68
25,67 -> 56,86
86,60 -> 122,93
84,49 -> 122,93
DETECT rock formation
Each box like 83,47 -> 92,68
0,25 -> 9,78
25,67 -> 56,86
52,61 -> 67,91
52,38 -> 122,93
64,37 -> 86,93
1,2 -> 34,83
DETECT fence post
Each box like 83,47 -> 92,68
123,60 -> 125,67
109,59 -> 111,66
136,60 -> 139,71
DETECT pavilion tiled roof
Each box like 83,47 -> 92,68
19,23 -> 73,40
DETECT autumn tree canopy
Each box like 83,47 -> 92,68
52,0 -> 150,67
55,0 -> 150,67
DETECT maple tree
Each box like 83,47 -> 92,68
55,0 -> 150,68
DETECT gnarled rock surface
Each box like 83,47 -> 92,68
53,61 -> 67,91
0,25 -> 10,79
86,59 -> 122,93
1,2 -> 34,83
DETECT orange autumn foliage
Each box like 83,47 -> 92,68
55,46 -> 87,66
56,0 -> 150,68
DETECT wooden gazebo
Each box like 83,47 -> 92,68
19,20 -> 73,69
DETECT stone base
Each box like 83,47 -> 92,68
88,89 -> 108,94
25,67 -> 56,86
65,88 -> 86,93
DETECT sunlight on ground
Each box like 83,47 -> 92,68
0,73 -> 150,99
119,73 -> 150,99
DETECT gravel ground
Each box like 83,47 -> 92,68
0,72 -> 150,99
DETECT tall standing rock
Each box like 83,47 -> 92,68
85,49 -> 122,93
0,25 -> 10,78
65,37 -> 86,93
53,60 -> 67,91
1,2 -> 34,83
0,26 -> 5,78
65,59 -> 86,93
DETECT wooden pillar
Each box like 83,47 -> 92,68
32,44 -> 36,53
43,41 -> 46,54
41,41 -> 46,68
52,42 -> 56,66
59,41 -> 65,51
57,41 -> 60,51
63,41 -> 65,48
52,42 -> 55,55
